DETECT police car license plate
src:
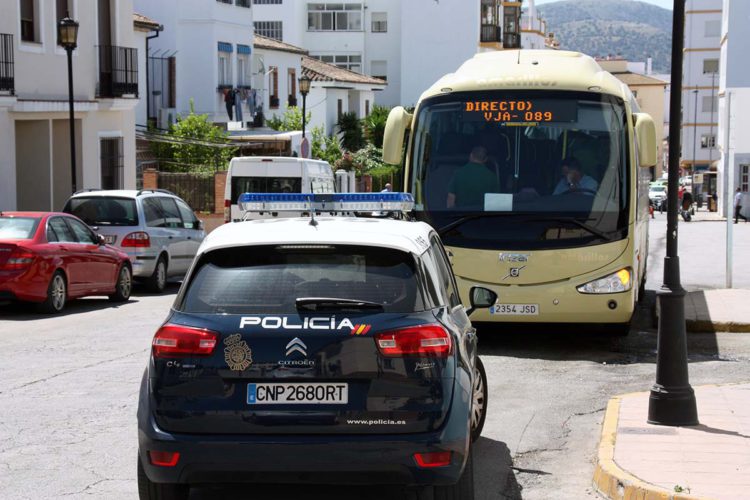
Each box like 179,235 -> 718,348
490,304 -> 539,315
247,383 -> 348,405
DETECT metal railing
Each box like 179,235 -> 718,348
503,33 -> 521,49
0,34 -> 13,94
97,45 -> 138,98
480,24 -> 501,43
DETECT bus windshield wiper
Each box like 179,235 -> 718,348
295,297 -> 385,312
437,213 -> 498,236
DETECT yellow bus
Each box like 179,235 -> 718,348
383,50 -> 657,334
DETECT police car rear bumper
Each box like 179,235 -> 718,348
137,387 -> 471,487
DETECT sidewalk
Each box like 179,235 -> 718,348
593,384 -> 750,500
656,289 -> 750,333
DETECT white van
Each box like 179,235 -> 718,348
224,156 -> 336,222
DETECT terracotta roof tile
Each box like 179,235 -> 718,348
133,12 -> 161,31
301,56 -> 386,86
253,35 -> 308,55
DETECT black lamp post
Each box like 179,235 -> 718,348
59,14 -> 79,195
647,0 -> 699,426
299,75 -> 311,139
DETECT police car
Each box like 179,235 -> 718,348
137,193 -> 494,500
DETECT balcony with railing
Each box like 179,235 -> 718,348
503,33 -> 521,49
480,24 -> 501,43
97,45 -> 138,98
0,33 -> 14,95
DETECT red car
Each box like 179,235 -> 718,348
0,212 -> 132,313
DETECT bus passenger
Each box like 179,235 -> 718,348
552,158 -> 598,196
446,146 -> 500,209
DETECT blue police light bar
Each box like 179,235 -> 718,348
238,192 -> 414,213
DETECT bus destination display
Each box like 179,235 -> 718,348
463,99 -> 577,125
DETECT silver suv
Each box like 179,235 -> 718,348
63,189 -> 205,292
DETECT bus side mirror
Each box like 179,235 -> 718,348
382,106 -> 413,165
634,112 -> 657,168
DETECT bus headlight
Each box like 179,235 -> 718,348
577,268 -> 632,294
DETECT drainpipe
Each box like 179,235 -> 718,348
145,24 -> 164,125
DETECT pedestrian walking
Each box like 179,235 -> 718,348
734,188 -> 747,223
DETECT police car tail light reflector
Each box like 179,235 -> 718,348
152,324 -> 218,358
3,247 -> 35,270
375,324 -> 452,358
413,451 -> 452,468
121,231 -> 150,248
148,450 -> 180,467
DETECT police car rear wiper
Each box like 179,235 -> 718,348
295,297 -> 385,311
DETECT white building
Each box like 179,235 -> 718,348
717,0 -> 750,216
681,0 -> 722,177
0,0 -> 142,211
252,0 -> 552,108
253,35 -> 306,123
133,0 -> 254,126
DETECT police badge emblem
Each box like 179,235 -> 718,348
224,333 -> 252,371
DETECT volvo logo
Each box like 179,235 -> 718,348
499,253 -> 530,263
285,338 -> 307,357
502,266 -> 526,280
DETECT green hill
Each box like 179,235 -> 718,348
537,0 -> 673,72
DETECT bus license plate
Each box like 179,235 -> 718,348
490,304 -> 539,315
247,383 -> 348,405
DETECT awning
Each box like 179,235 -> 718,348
218,42 -> 233,53
237,44 -> 251,55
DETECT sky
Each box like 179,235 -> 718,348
534,0 -> 673,9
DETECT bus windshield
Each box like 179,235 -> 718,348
409,90 -> 630,250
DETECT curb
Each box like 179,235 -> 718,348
686,320 -> 750,333
592,394 -> 713,500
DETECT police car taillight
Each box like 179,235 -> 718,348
121,231 -> 150,248
375,325 -> 452,358
152,324 -> 218,358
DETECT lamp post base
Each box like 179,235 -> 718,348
648,384 -> 698,426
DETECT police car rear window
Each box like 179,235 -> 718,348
180,245 -> 427,314
64,197 -> 138,226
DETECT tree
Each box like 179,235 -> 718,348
151,99 -> 237,173
362,105 -> 390,148
311,126 -> 343,166
266,106 -> 311,132
337,111 -> 365,152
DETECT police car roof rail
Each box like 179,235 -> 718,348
238,192 -> 415,225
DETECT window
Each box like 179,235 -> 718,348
231,177 -> 303,200
705,20 -> 721,37
67,218 -> 98,244
703,58 -> 719,74
0,216 -> 39,239
700,134 -> 716,149
236,0 -> 251,7
371,60 -> 387,81
216,0 -> 232,4
20,0 -> 39,43
371,12 -> 387,32
55,0 -> 72,45
337,98 -> 343,120
254,21 -> 283,40
741,165 -> 749,192
156,197 -> 182,228
288,68 -> 297,105
180,245 -> 426,314
218,49 -> 231,88
64,197 -> 138,226
269,66 -> 279,108
429,238 -> 460,308
48,217 -> 76,243
175,200 -> 198,229
314,54 -> 361,72
100,137 -> 123,190
143,198 -> 165,227
701,95 -> 717,113
237,53 -> 251,86
308,3 -> 362,32
365,100 -> 370,116
254,0 -> 282,3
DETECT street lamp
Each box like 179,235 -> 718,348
647,0 -> 698,426
691,89 -> 698,202
59,14 -> 79,194
298,74 -> 312,158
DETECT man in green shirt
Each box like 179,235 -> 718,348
446,146 -> 500,209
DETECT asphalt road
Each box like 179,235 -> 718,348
1,218 -> 749,500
